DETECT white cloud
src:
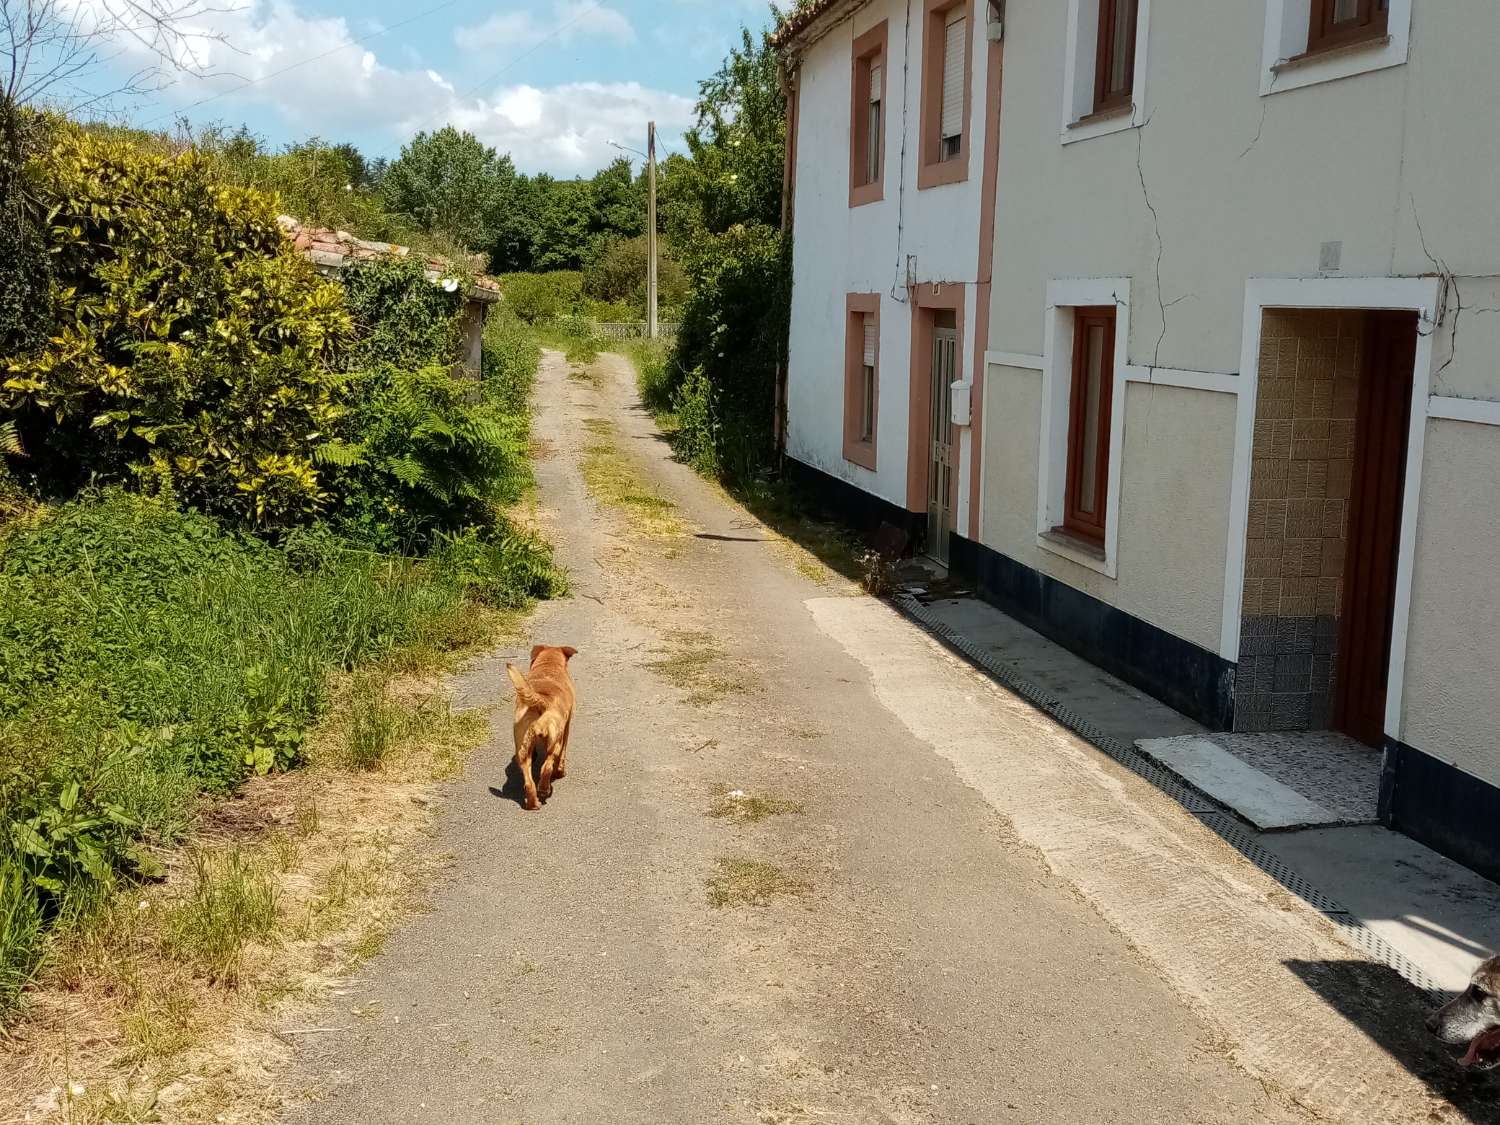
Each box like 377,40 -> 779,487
62,0 -> 689,174
443,81 -> 694,174
454,1 -> 635,53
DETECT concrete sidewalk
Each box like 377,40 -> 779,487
896,589 -> 1500,997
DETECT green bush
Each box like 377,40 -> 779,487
500,271 -> 584,323
667,223 -> 789,481
582,235 -> 687,318
0,108 -> 53,363
625,338 -> 672,412
2,127 -> 351,527
482,307 -> 542,417
0,490 -> 560,1020
319,363 -> 530,552
341,255 -> 463,371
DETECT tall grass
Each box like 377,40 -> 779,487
0,491 -> 559,1019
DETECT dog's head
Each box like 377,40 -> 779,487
531,644 -> 578,666
1428,954 -> 1500,1070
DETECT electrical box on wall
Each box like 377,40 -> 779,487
951,381 -> 972,426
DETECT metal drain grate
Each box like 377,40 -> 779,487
890,593 -> 1445,1005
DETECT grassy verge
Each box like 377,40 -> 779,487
531,315 -> 608,365
0,491 -> 560,1025
578,417 -> 684,540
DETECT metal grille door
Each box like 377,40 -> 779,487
927,327 -> 957,566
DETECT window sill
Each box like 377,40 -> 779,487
916,151 -> 969,190
1262,29 -> 1406,97
842,442 -> 877,473
1038,527 -> 1114,577
1068,103 -> 1133,129
1060,103 -> 1139,146
1274,34 -> 1392,74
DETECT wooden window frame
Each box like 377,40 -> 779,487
917,0 -> 973,190
1306,0 -> 1389,55
843,294 -> 880,470
1061,307 -> 1116,545
849,22 -> 888,208
1092,0 -> 1139,116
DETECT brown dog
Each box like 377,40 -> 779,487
506,645 -> 578,810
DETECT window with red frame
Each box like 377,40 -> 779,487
1062,307 -> 1115,544
1093,0 -> 1139,115
1307,0 -> 1389,54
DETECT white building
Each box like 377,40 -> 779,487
777,0 -> 1500,884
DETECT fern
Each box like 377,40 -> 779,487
0,422 -> 21,457
313,440 -> 367,468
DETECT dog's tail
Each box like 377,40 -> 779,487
507,663 -> 548,711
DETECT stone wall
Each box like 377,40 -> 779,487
1236,310 -> 1362,732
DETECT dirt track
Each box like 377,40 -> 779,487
279,351 -> 1476,1124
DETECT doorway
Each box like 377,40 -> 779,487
927,311 -> 958,566
1234,307 -> 1419,743
1333,311 -> 1417,746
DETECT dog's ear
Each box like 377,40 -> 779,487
560,646 -> 578,660
530,644 -> 547,663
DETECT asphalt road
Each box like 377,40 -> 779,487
281,350 -> 1315,1124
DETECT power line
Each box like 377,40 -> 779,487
139,0 -> 471,126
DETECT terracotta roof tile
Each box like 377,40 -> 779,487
277,215 -> 499,302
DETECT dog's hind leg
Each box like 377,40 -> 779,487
538,747 -> 558,801
516,732 -> 540,811
556,718 -> 572,779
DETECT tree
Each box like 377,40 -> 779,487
528,174 -> 595,271
678,25 -> 787,234
590,156 -> 643,241
380,126 -> 516,250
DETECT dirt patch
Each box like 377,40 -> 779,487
708,785 -> 804,825
706,858 -> 811,908
644,630 -> 753,705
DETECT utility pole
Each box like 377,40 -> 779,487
647,120 -> 658,340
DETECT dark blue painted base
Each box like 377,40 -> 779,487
949,535 -> 1236,731
1380,739 -> 1500,887
784,457 -> 925,545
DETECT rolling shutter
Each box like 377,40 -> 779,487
869,61 -> 882,103
940,12 -> 966,140
862,318 -> 877,367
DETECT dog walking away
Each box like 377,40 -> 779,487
1428,953 -> 1500,1070
507,645 -> 578,811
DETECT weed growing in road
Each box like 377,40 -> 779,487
579,417 -> 684,538
706,858 -> 810,908
646,631 -> 752,705
708,786 -> 804,824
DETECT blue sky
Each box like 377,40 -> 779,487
86,0 -> 783,176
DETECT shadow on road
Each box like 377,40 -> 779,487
490,756 -> 549,810
1283,959 -> 1496,1120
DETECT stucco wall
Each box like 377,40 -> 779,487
786,0 -> 987,510
988,0 -> 1498,390
982,1 -> 1500,776
1401,421 -> 1500,785
982,373 -> 1231,653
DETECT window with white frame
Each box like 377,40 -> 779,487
1061,0 -> 1150,144
1260,0 -> 1411,96
1037,279 -> 1130,576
